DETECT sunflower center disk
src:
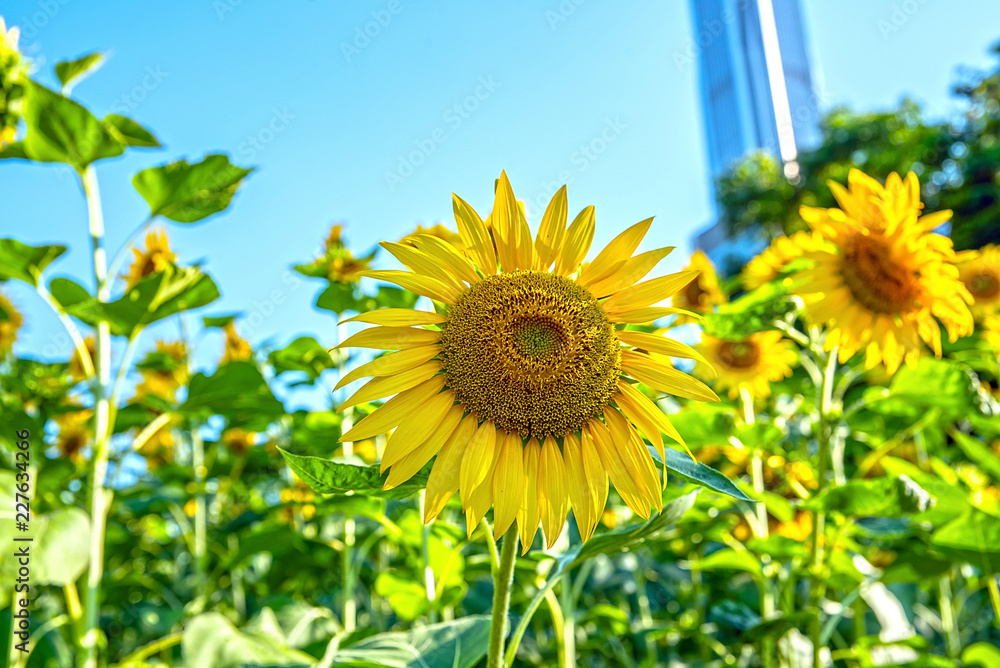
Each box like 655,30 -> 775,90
440,271 -> 621,440
967,272 -> 1000,300
718,341 -> 760,369
841,233 -> 920,313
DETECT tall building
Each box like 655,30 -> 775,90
689,0 -> 820,273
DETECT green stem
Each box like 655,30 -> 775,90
419,490 -> 438,623
988,575 -> 1000,631
487,526 -> 518,668
809,347 -> 837,668
939,574 -> 960,658
559,575 -> 576,668
81,165 -> 112,668
191,421 -> 207,592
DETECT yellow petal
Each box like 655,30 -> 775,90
588,246 -> 674,298
517,438 -> 541,553
334,345 -> 439,391
577,218 -> 652,287
621,350 -> 720,403
491,171 -> 533,271
380,390 -> 455,472
554,206 -> 595,276
534,186 -> 568,270
380,242 -> 465,291
465,459 -> 496,539
492,430 -> 525,539
602,270 -> 700,314
537,435 -> 569,548
453,193 -> 497,274
604,409 -> 661,512
563,432 -> 595,542
384,404 -> 464,489
617,331 -> 713,368
610,306 -> 703,324
337,325 -> 440,351
424,414 -> 478,522
459,421 -> 498,507
408,234 -> 481,285
615,380 -> 691,459
337,361 -> 440,412
340,376 -> 447,442
586,420 -> 650,519
340,309 -> 447,327
361,270 -> 461,304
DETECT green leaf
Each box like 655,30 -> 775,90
741,611 -> 815,643
374,572 -> 429,621
19,81 -> 124,169
33,508 -> 91,586
103,114 -> 160,148
54,52 -> 105,90
951,431 -> 1000,480
278,448 -> 427,500
269,337 -> 336,381
326,616 -> 490,668
48,277 -> 91,310
962,642 -> 1000,668
649,445 -> 751,501
132,154 -> 253,223
697,548 -> 763,575
575,489 -> 698,564
316,282 -> 364,315
885,357 -> 972,410
202,313 -> 238,328
182,362 -> 284,431
67,265 -> 219,337
0,238 -> 67,286
703,280 -> 798,340
931,507 -> 1000,573
181,612 -> 314,668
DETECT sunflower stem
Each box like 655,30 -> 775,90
988,575 -> 1000,631
81,164 -> 112,668
560,571 -> 576,668
418,490 -> 438,623
487,525 -> 518,668
191,421 -> 207,595
809,347 -> 837,668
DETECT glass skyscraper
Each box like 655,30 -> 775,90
689,0 -> 820,273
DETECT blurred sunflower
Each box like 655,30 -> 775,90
137,417 -> 175,470
221,427 -> 255,456
221,321 -> 252,364
336,172 -> 718,549
0,18 -> 27,148
671,250 -> 726,316
280,477 -> 317,522
68,336 -> 96,382
0,289 -> 23,351
955,244 -> 1000,320
124,228 -> 176,290
983,313 -> 1000,351
741,230 -> 823,291
695,332 -> 796,399
794,170 -> 973,374
134,340 -> 189,402
401,223 -> 465,252
54,408 -> 92,464
297,224 -> 373,283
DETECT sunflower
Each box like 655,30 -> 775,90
335,172 -> 718,550
671,250 -> 726,320
955,244 -> 1000,320
741,231 -> 823,291
221,321 -> 252,364
133,340 -> 189,402
69,336 -> 97,382
221,427 -> 256,456
297,224 -> 372,284
695,331 -> 797,399
401,223 -> 465,252
0,18 -> 27,148
124,228 -> 176,290
54,408 -> 92,464
0,289 -> 23,351
138,416 -> 175,470
794,170 -> 973,374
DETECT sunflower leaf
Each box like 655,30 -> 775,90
649,445 -> 752,501
54,52 -> 105,91
277,447 -> 428,500
0,238 -> 67,286
182,362 -> 284,431
132,154 -> 253,223
703,280 -> 797,340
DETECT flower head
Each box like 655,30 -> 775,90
0,289 -> 23,352
221,321 -> 252,364
742,231 -> 823,291
955,244 -> 1000,320
401,223 -> 465,252
695,331 -> 797,400
54,408 -> 92,464
671,250 -> 726,320
221,427 -> 255,456
69,336 -> 96,382
134,340 -> 189,403
0,18 -> 27,147
124,228 -> 176,290
336,173 -> 718,550
794,170 -> 973,374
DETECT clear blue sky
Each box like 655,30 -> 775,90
2,0 -> 999,403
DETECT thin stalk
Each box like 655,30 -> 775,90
988,575 -> 1000,631
809,347 -> 837,668
81,165 -> 111,668
418,490 -> 438,623
559,576 -> 576,668
191,422 -> 207,590
34,283 -> 94,379
481,518 -> 500,575
939,575 -> 960,658
341,410 -> 357,632
541,588 -> 566,666
487,526 -> 518,668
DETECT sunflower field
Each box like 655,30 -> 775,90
2,14 -> 1000,668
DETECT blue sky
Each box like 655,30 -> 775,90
2,0 -> 999,406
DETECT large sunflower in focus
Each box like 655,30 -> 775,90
955,244 -> 1000,320
794,169 -> 973,374
336,173 -> 719,549
695,332 -> 796,400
